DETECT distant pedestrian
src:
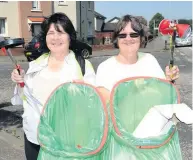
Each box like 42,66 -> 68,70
102,36 -> 105,44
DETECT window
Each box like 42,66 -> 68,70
31,37 -> 37,42
0,18 -> 6,35
88,22 -> 92,36
58,1 -> 67,6
32,1 -> 40,10
88,1 -> 91,8
31,24 -> 41,36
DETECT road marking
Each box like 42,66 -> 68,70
179,65 -> 186,67
174,56 -> 180,61
0,68 -> 12,71
180,52 -> 186,56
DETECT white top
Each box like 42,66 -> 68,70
33,60 -> 96,106
33,67 -> 62,105
12,51 -> 96,145
96,53 -> 166,91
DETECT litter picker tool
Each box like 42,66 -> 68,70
0,37 -> 25,87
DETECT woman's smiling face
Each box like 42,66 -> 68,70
118,22 -> 141,54
46,23 -> 70,54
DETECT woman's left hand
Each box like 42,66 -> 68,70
165,65 -> 180,81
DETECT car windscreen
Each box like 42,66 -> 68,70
31,37 -> 38,43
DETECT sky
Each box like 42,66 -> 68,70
95,1 -> 192,22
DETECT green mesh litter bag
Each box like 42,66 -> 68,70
37,78 -> 183,160
37,82 -> 109,160
100,77 -> 182,160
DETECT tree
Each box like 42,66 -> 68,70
136,16 -> 148,26
149,13 -> 164,35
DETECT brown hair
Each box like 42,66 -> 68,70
112,15 -> 145,48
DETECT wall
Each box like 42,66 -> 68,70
0,1 -> 20,38
95,17 -> 104,31
76,1 -> 94,40
18,1 -> 52,41
53,1 -> 77,31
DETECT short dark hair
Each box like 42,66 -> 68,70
112,15 -> 145,48
38,12 -> 77,51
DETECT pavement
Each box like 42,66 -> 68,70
0,36 -> 192,160
0,130 -> 25,160
0,36 -> 166,63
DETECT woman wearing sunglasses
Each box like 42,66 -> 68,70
96,15 -> 179,100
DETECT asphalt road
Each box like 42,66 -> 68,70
0,45 -> 192,160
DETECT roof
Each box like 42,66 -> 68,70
107,17 -> 120,23
102,15 -> 149,33
102,22 -> 117,31
94,11 -> 106,20
27,17 -> 45,23
107,15 -> 148,25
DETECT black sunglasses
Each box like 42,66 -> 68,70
117,33 -> 140,38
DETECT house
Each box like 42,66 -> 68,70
0,1 -> 52,41
53,1 -> 95,44
0,1 -> 95,44
0,1 -> 20,38
107,17 -> 120,24
100,16 -> 150,45
94,12 -> 123,45
98,17 -> 120,44
94,11 -> 107,44
94,11 -> 106,32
